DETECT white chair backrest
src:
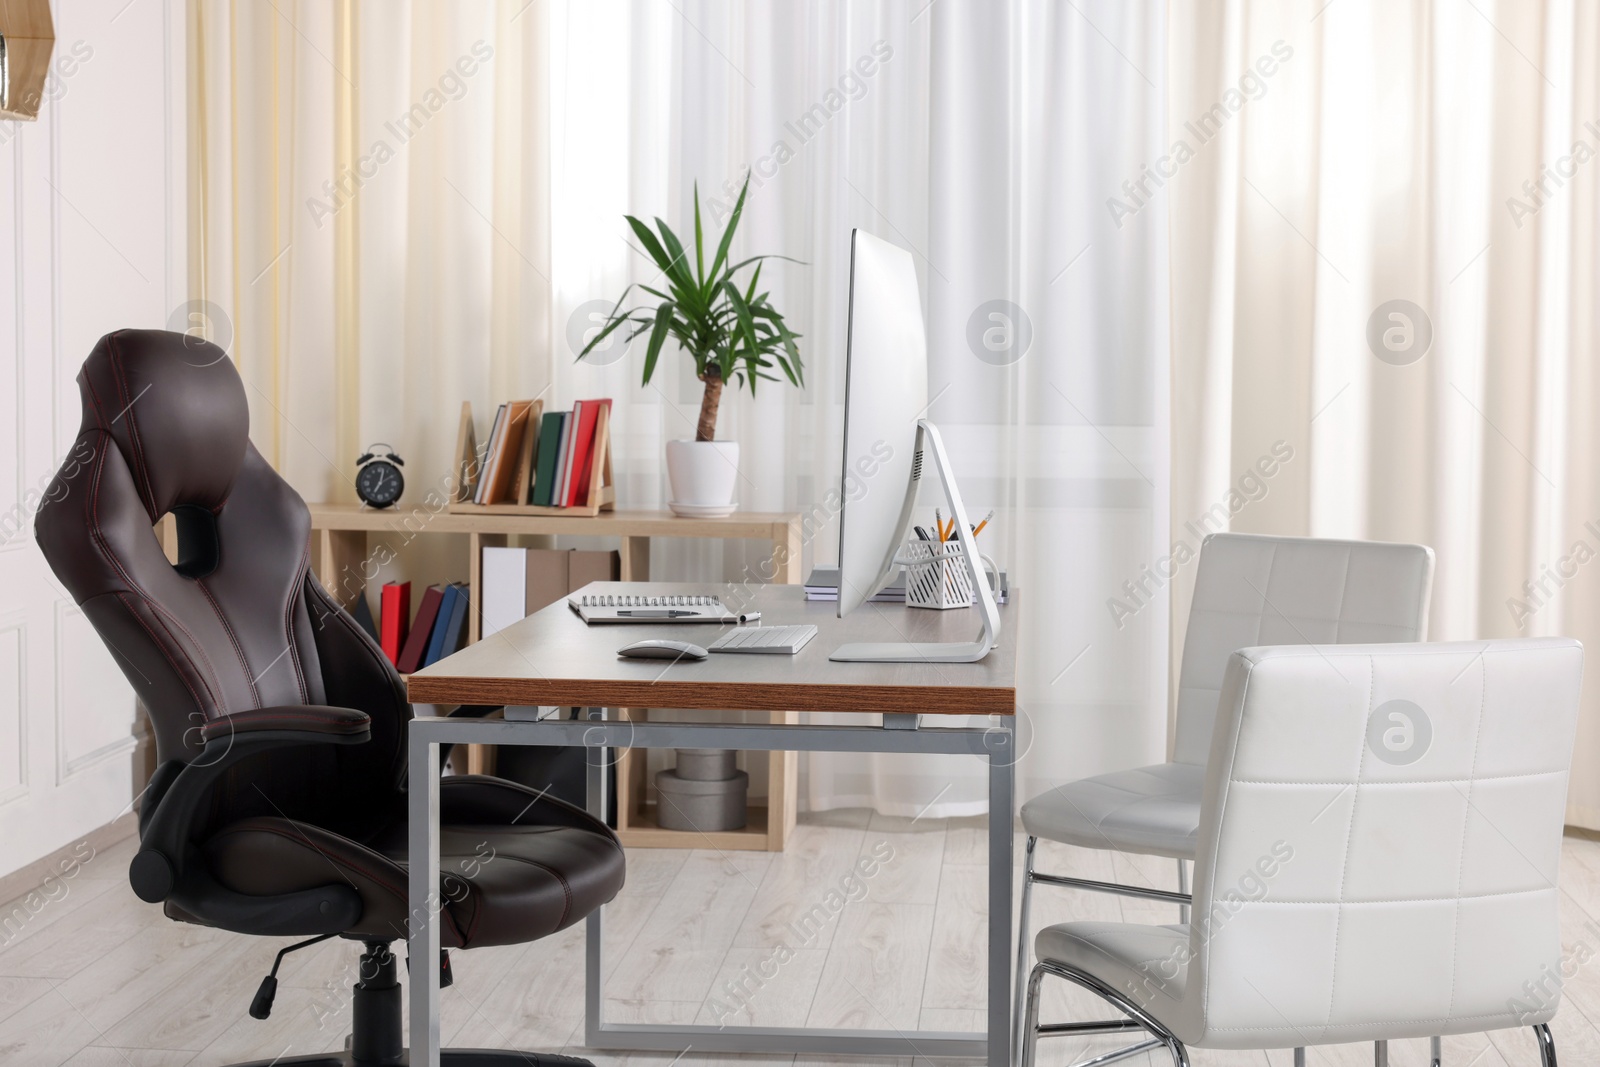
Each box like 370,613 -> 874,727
1183,638 -> 1583,1048
1173,534 -> 1434,764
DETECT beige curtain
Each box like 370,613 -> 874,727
190,0 -> 552,510
1168,0 -> 1600,826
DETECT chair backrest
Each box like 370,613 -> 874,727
34,330 -> 409,836
1172,533 -> 1434,764
1182,638 -> 1583,1047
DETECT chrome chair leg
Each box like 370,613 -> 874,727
1375,1040 -> 1388,1067
1176,858 -> 1189,924
1013,835 -> 1037,1064
1022,962 -> 1046,1067
1430,1036 -> 1441,1067
1533,1023 -> 1557,1067
1024,959 -> 1190,1067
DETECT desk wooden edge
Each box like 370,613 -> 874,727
404,677 -> 1017,717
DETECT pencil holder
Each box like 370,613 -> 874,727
903,539 -> 974,610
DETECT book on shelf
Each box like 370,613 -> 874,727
802,566 -> 1010,604
379,581 -> 411,665
565,398 -> 610,506
481,400 -> 531,504
548,407 -> 575,508
556,400 -> 584,506
438,584 -> 470,658
509,400 -> 542,504
481,547 -> 620,639
422,583 -> 469,668
351,594 -> 380,643
473,404 -> 507,504
532,411 -> 566,507
396,584 -> 444,674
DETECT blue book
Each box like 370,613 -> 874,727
423,584 -> 461,667
439,584 -> 470,659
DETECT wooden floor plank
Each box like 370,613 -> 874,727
7,814 -> 1600,1067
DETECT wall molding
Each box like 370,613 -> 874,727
53,601 -> 136,785
0,615 -> 27,808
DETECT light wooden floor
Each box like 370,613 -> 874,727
3,810 -> 1600,1066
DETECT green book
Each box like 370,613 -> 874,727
532,411 -> 566,507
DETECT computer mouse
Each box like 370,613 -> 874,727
618,639 -> 708,661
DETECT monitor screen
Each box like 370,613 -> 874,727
836,229 -> 928,618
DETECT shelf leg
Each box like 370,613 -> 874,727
766,711 -> 798,851
316,529 -> 369,609
620,535 -> 650,581
773,518 -> 802,584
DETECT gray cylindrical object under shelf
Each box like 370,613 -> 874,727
674,747 -> 738,781
655,768 -> 749,831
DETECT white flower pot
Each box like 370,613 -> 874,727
665,439 -> 739,517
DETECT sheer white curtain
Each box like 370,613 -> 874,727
193,0 -> 1171,820
567,0 -> 1172,817
1168,0 -> 1600,828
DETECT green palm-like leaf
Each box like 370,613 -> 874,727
576,174 -> 805,438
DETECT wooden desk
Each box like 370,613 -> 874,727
406,582 -> 1019,1066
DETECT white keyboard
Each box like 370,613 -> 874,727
707,624 -> 818,655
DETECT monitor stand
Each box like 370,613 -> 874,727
830,420 -> 1001,663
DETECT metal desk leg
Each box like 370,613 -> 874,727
990,723 -> 1016,1067
408,724 -> 442,1067
584,708 -> 607,1049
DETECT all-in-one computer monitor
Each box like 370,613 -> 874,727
831,229 -> 1000,663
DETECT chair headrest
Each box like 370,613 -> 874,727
76,329 -> 248,521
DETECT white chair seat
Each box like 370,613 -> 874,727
1035,921 -> 1190,1024
1020,762 -> 1205,859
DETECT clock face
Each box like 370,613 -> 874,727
356,460 -> 404,508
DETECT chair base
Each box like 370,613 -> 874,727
225,941 -> 593,1067
222,1052 -> 594,1067
1022,955 -> 1560,1067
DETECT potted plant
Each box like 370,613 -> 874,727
579,176 -> 803,516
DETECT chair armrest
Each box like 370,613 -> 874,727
198,704 -> 371,743
131,705 -> 372,906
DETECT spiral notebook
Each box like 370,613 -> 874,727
566,592 -> 740,624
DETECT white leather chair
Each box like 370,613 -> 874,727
1015,533 -> 1435,1058
1021,637 -> 1583,1067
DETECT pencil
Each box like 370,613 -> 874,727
935,508 -> 945,542
972,510 -> 995,537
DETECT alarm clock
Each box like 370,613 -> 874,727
355,444 -> 405,508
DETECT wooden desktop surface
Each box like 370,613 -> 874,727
407,581 -> 1018,715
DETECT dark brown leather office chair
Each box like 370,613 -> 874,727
35,329 -> 625,1066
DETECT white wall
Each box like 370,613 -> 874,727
0,0 -> 186,880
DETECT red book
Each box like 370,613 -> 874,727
565,399 -> 609,506
380,581 -> 411,667
396,584 -> 443,674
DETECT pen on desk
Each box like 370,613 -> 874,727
972,510 -> 995,537
616,609 -> 701,618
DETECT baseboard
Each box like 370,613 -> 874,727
0,811 -> 139,908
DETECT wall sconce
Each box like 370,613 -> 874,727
0,0 -> 56,121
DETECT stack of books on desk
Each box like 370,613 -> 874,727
802,567 -> 1009,604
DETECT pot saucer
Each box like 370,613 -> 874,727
668,501 -> 737,518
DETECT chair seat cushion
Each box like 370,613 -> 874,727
1035,921 -> 1190,1031
199,775 -> 625,948
1020,762 -> 1204,858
